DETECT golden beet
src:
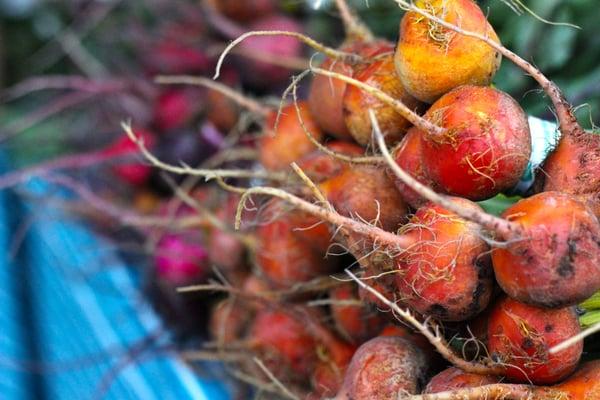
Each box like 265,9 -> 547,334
418,85 -> 531,201
395,0 -> 501,103
343,52 -> 423,146
308,40 -> 392,140
259,101 -> 324,171
539,130 -> 600,218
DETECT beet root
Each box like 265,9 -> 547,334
295,141 -> 364,183
255,200 -> 337,288
389,127 -> 438,209
154,233 -> 208,285
238,15 -> 304,87
319,164 -> 408,233
209,298 -> 253,346
310,336 -> 356,398
487,296 -> 582,385
248,308 -> 318,383
412,361 -> 600,399
394,0 -> 501,103
492,191 -> 600,307
336,336 -> 427,399
259,101 -> 324,171
539,130 -> 600,218
424,367 -> 501,394
343,52 -> 423,146
394,198 -> 494,321
417,85 -> 531,201
379,325 -> 441,370
308,39 -> 392,140
208,0 -> 275,22
330,283 -> 386,344
554,360 -> 600,399
103,128 -> 156,186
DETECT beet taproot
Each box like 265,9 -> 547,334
330,283 -> 386,344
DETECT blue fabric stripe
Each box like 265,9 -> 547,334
25,219 -> 134,399
10,175 -> 229,399
0,186 -> 35,400
25,193 -> 160,400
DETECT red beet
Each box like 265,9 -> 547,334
145,41 -> 211,75
308,40 -> 392,140
309,328 -> 357,398
295,141 -> 365,183
255,200 -> 337,288
154,89 -> 202,132
206,194 -> 246,272
248,308 -> 318,384
539,129 -> 600,218
102,128 -> 156,186
319,164 -> 408,233
259,101 -> 324,171
379,325 -> 440,368
343,52 -> 423,146
208,0 -> 275,22
205,68 -> 241,133
209,298 -> 252,345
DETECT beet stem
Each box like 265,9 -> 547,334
345,269 -> 504,376
253,357 -> 301,400
235,186 -> 413,250
0,148 -> 128,190
549,320 -> 600,354
287,75 -> 383,164
43,174 -> 206,229
213,31 -> 362,81
122,122 -> 288,182
155,75 -> 270,116
333,0 -> 375,42
311,67 -> 446,137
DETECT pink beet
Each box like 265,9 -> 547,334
102,128 -> 156,186
155,233 -> 209,285
154,89 -> 202,132
238,14 -> 303,87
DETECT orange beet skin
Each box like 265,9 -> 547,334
487,297 -> 582,384
395,0 -> 501,103
418,85 -> 531,200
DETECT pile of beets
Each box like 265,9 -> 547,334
146,1 -> 600,399
8,0 -> 600,399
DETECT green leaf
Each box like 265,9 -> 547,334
477,194 -> 521,216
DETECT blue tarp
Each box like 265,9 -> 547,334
0,156 -> 229,399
